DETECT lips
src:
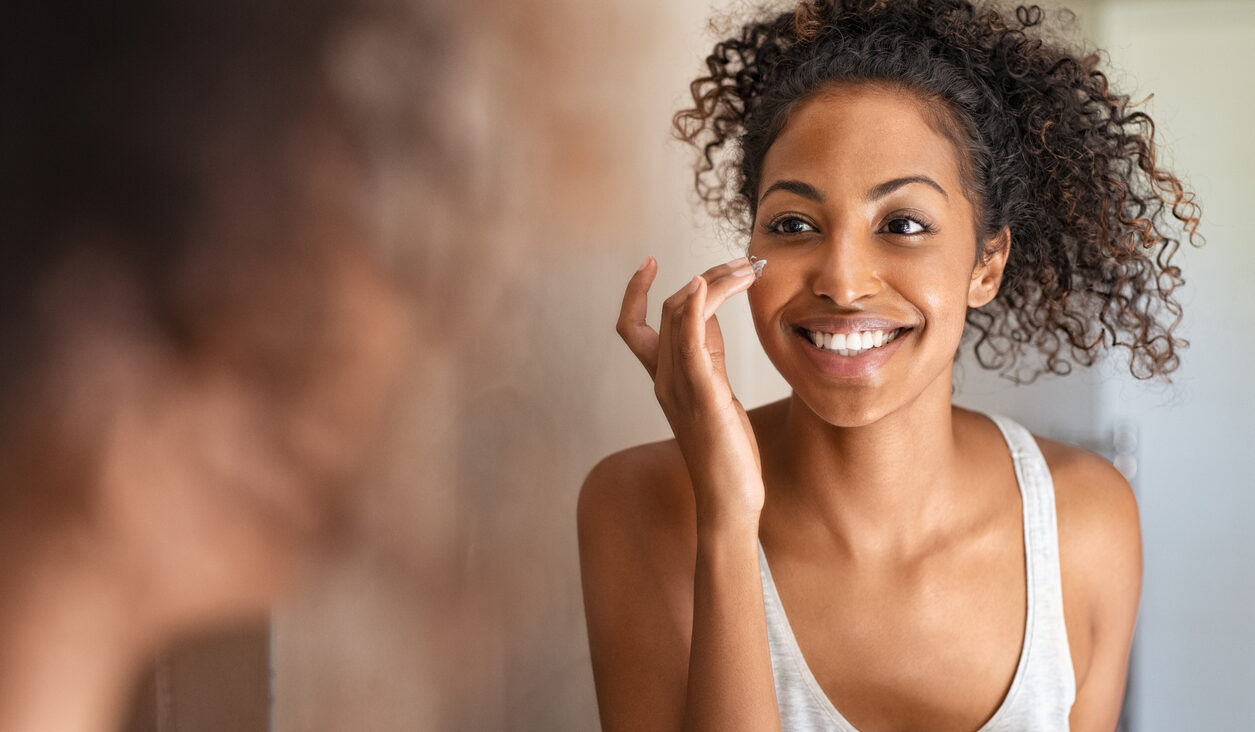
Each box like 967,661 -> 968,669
800,327 -> 905,356
788,317 -> 915,378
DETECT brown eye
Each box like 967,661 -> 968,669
885,216 -> 929,235
768,216 -> 816,235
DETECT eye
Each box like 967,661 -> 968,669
764,215 -> 817,235
883,215 -> 933,236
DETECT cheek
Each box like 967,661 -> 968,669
908,263 -> 979,355
745,263 -> 793,329
746,284 -> 775,345
896,245 -> 976,306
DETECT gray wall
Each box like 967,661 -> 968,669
1095,2 -> 1255,728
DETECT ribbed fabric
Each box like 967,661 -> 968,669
758,413 -> 1075,731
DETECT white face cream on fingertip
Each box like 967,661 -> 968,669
750,256 -> 767,280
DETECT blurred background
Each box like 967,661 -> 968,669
122,1 -> 1253,730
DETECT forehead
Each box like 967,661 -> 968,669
759,83 -> 965,202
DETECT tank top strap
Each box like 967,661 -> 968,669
986,413 -> 1062,603
981,413 -> 1076,729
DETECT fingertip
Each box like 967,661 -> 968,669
644,258 -> 661,280
628,258 -> 658,294
750,257 -> 766,280
694,275 -> 710,303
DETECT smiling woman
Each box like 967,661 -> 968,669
746,85 -> 1006,414
578,1 -> 1199,731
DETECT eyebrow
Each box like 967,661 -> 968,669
757,175 -> 949,206
865,175 -> 949,202
758,179 -> 824,205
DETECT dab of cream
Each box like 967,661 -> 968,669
750,257 -> 767,280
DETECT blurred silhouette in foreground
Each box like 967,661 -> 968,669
0,1 -> 412,729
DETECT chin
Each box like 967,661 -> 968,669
789,384 -> 898,428
756,314 -> 958,428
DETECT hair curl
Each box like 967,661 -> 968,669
674,0 -> 1202,382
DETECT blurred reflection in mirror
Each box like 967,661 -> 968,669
0,1 -> 437,729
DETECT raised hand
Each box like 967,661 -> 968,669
617,256 -> 764,524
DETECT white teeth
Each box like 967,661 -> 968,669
805,328 -> 902,355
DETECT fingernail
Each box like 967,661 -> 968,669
687,276 -> 701,293
731,265 -> 755,278
636,256 -> 652,272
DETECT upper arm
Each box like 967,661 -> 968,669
577,446 -> 695,731
1043,441 -> 1142,732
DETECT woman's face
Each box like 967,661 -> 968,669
746,83 -> 1007,426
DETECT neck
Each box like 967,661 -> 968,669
762,375 -> 966,559
0,525 -> 154,732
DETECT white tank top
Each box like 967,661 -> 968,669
757,413 -> 1076,730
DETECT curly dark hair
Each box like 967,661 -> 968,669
674,0 -> 1202,382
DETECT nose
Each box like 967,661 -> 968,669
810,230 -> 881,305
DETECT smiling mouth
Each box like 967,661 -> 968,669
797,327 -> 910,357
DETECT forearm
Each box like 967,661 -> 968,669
683,513 -> 781,732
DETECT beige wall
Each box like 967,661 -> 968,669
270,1 -> 755,728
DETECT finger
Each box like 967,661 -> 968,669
617,256 -> 660,377
666,275 -> 700,361
700,262 -> 757,321
705,313 -> 728,374
656,274 -> 700,386
679,276 -> 711,380
697,256 -> 750,282
657,259 -> 747,387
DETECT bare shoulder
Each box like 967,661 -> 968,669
1034,435 -> 1142,698
578,438 -> 695,548
577,439 -> 699,730
1034,435 -> 1141,560
578,395 -> 788,546
576,437 -> 700,631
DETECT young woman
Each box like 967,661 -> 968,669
578,1 -> 1200,730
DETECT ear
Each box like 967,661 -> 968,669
968,226 -> 1011,308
